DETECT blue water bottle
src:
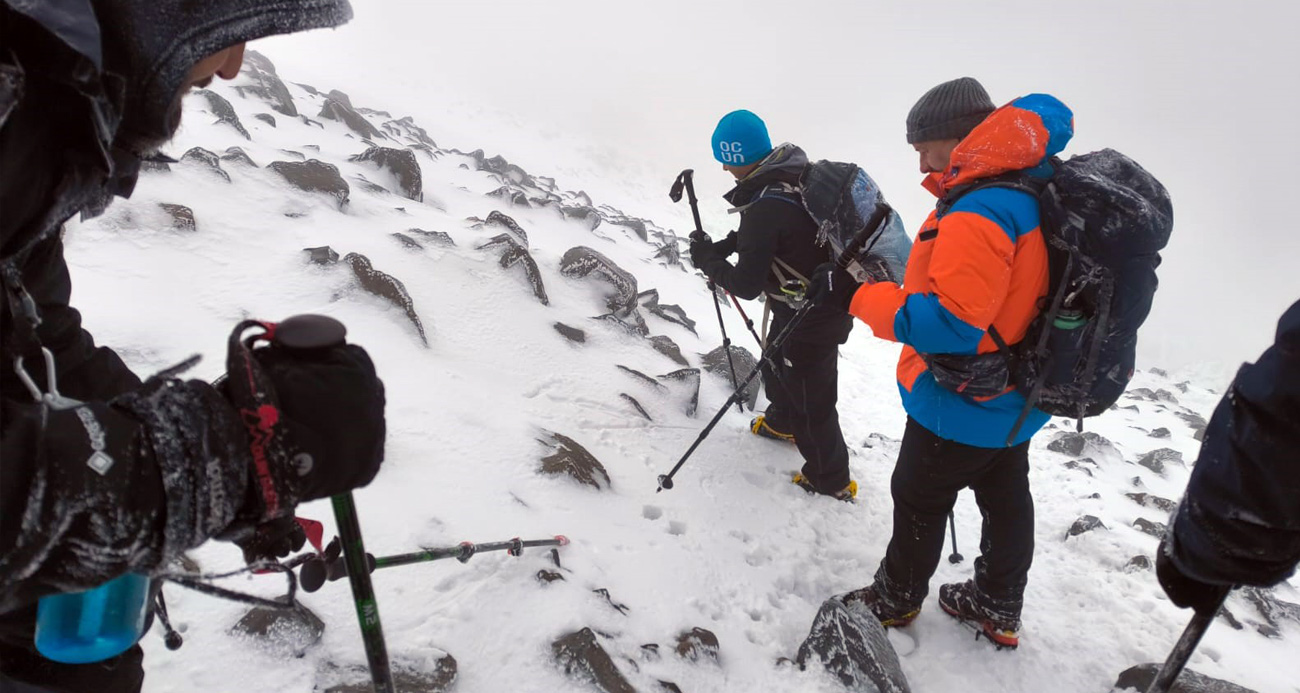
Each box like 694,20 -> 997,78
34,573 -> 151,664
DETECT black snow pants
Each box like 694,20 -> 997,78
761,337 -> 851,492
874,417 -> 1034,619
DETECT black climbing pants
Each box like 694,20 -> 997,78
761,338 -> 851,492
874,417 -> 1034,619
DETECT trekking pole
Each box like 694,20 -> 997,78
947,511 -> 964,564
670,169 -> 743,412
726,292 -> 765,349
301,535 -> 571,589
657,202 -> 893,492
332,493 -> 395,693
1145,591 -> 1230,693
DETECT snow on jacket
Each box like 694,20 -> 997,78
847,95 -> 1075,447
701,143 -> 854,345
0,0 -> 352,619
1167,299 -> 1300,587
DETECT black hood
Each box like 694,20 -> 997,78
92,0 -> 353,147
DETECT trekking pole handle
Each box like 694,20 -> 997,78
670,169 -> 706,237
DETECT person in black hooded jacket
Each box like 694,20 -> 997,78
0,2 -> 386,691
690,110 -> 858,501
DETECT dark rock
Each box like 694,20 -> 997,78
539,432 -> 611,490
674,628 -> 720,664
181,147 -> 230,182
1149,427 -> 1171,439
319,89 -> 385,140
472,210 -> 528,245
1066,515 -> 1107,539
1131,476 -> 1144,488
1062,460 -> 1093,477
303,144 -> 320,152
351,174 -> 390,196
593,588 -> 630,615
594,312 -> 649,338
551,628 -> 635,693
343,253 -> 428,346
653,241 -> 682,268
471,152 -> 537,188
561,205 -> 603,231
405,228 -> 455,246
220,146 -> 258,168
300,115 -> 324,129
269,159 -> 350,209
700,344 -> 759,410
1113,663 -> 1257,692
648,335 -> 690,366
158,203 -> 196,232
1175,410 -> 1209,441
476,234 -> 548,305
620,394 -> 652,421
1127,387 -> 1179,404
1136,448 -> 1183,477
560,247 -> 639,314
383,116 -> 437,149
231,603 -> 324,655
1132,517 -> 1167,538
193,89 -> 250,139
1126,492 -> 1178,513
637,289 -> 697,335
234,51 -> 297,116
1046,431 -> 1116,459
640,644 -> 660,661
295,82 -> 320,96
537,569 -> 565,584
1125,555 -> 1152,571
487,186 -> 532,208
658,681 -> 682,693
1150,367 -> 1168,377
1219,607 -> 1246,631
554,323 -> 586,343
324,657 -> 457,693
391,232 -> 424,250
795,595 -> 911,693
278,149 -> 306,161
252,112 -> 276,127
1240,586 -> 1300,637
303,246 -> 339,265
658,368 -> 701,417
140,159 -> 171,173
604,215 -> 650,242
349,146 -> 423,201
617,365 -> 664,390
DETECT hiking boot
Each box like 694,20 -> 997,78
792,473 -> 857,502
937,580 -> 1021,650
841,584 -> 921,628
751,415 -> 795,443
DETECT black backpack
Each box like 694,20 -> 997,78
931,149 -> 1173,444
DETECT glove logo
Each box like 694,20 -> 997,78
241,404 -> 283,515
74,406 -> 114,475
293,452 -> 313,477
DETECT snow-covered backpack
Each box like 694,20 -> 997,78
935,149 -> 1173,443
749,161 -> 912,286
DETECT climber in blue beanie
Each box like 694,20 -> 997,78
691,110 -> 859,501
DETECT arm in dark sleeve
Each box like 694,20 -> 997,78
700,199 -> 796,300
1167,299 -> 1300,587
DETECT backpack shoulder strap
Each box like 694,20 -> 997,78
727,182 -> 803,215
935,170 -> 1049,220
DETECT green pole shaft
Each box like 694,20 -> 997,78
332,492 -> 394,693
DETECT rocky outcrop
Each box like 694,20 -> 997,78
539,432 -> 610,490
382,116 -> 437,149
658,368 -> 701,417
252,112 -> 277,127
560,247 -> 638,314
1132,518 -> 1167,539
796,595 -> 911,693
231,603 -> 324,656
487,186 -> 532,208
472,210 -> 528,245
1046,431 -> 1117,459
477,234 -> 548,305
181,147 -> 230,182
1066,515 -> 1107,539
318,89 -> 386,139
620,393 -> 651,421
324,657 -> 457,693
674,628 -> 720,664
220,146 -> 257,168
391,232 -> 424,250
1136,448 -> 1183,476
637,289 -> 696,334
648,335 -> 689,367
1125,492 -> 1177,513
349,146 -> 422,201
304,246 -> 339,265
1113,663 -> 1257,692
343,253 -> 428,346
551,628 -> 635,693
405,228 -> 455,247
158,203 -> 196,233
268,159 -> 350,210
561,205 -> 603,231
554,323 -> 586,343
701,344 -> 759,409
193,89 -> 250,139
235,51 -> 297,116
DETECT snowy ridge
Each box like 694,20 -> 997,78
61,53 -> 1300,693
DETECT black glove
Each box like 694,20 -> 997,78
713,230 -> 739,258
805,262 -> 860,312
221,317 -> 386,536
235,515 -> 306,563
1156,541 -> 1231,615
689,233 -> 718,269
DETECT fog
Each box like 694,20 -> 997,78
263,0 -> 1299,373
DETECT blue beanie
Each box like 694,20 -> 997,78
711,110 -> 772,166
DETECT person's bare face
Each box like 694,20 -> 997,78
914,138 -> 961,174
184,43 -> 247,91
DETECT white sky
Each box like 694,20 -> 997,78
263,0 -> 1300,371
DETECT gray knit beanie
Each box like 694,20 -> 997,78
906,77 -> 996,144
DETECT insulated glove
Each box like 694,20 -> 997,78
1156,540 -> 1231,615
234,514 -> 307,563
712,230 -> 739,258
220,316 -> 386,541
688,232 -> 718,269
805,261 -> 860,312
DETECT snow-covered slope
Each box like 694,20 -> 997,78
63,53 -> 1299,693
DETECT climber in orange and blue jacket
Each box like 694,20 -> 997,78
809,77 -> 1074,649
